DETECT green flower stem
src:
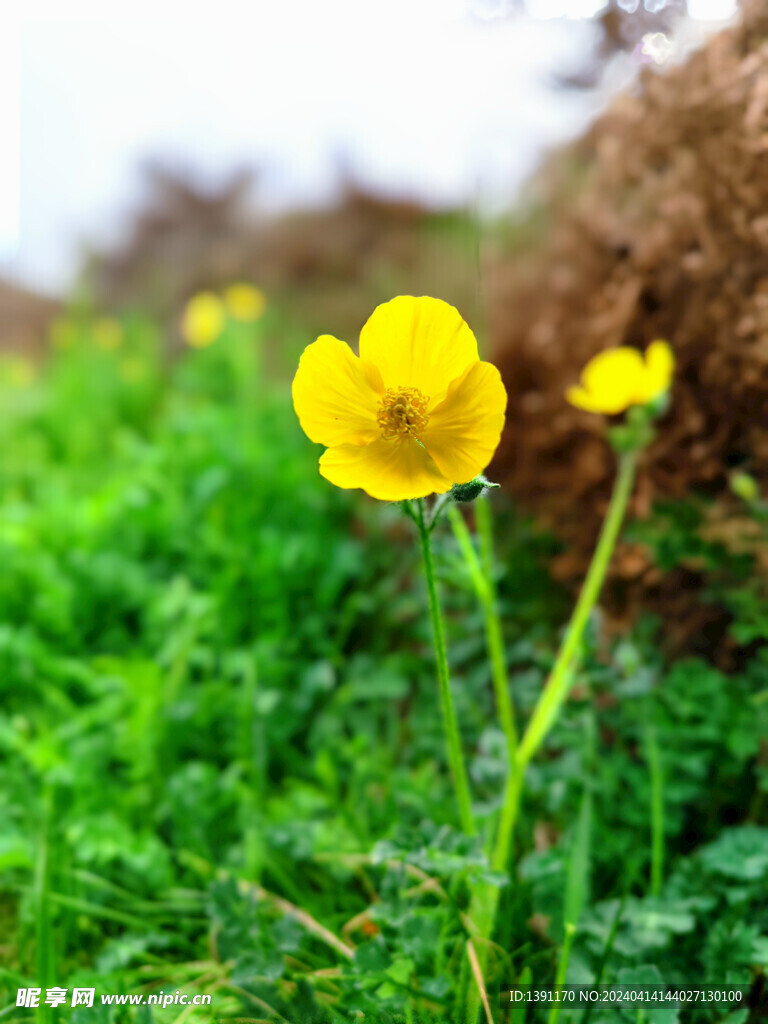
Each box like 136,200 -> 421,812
515,450 -> 638,773
465,451 -> 638,1024
548,923 -> 576,1024
463,499 -> 516,752
416,498 -> 477,837
448,502 -> 517,769
491,760 -> 526,873
493,450 -> 636,867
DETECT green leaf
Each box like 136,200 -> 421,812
386,956 -> 415,985
355,937 -> 391,974
615,966 -> 678,1024
564,783 -> 593,928
699,827 -> 768,882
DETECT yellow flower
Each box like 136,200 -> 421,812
224,283 -> 266,322
292,295 -> 507,501
49,317 -> 77,350
93,317 -> 123,351
181,292 -> 225,348
119,356 -> 147,383
566,341 -> 675,414
1,356 -> 36,388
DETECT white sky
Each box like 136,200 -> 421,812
0,0 -> 738,293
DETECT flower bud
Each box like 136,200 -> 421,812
730,471 -> 760,503
450,476 -> 500,503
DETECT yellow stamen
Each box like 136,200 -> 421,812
377,386 -> 430,441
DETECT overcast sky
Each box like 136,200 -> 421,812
0,0 -> 737,293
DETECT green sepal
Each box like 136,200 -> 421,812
450,476 -> 500,503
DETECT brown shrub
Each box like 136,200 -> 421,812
0,279 -> 60,358
488,0 -> 768,654
89,169 -> 479,347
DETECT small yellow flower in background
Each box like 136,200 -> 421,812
730,471 -> 760,504
49,317 -> 78,351
93,317 -> 123,352
0,355 -> 36,388
292,295 -> 507,501
119,356 -> 147,383
224,283 -> 266,322
181,292 -> 225,348
566,340 -> 675,414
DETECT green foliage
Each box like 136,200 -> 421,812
1,311 -> 766,1023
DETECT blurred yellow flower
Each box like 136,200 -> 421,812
1,356 -> 36,388
566,341 -> 674,414
119,356 -> 147,383
49,317 -> 77,350
224,283 -> 266,322
93,317 -> 123,352
292,295 -> 507,501
181,292 -> 225,348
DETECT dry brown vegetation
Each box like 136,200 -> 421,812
486,0 -> 768,650
88,169 -> 480,346
0,279 -> 60,358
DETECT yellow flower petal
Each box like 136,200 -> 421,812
49,317 -> 77,350
580,347 -> 645,414
224,283 -> 266,322
565,384 -> 609,413
182,292 -> 225,348
319,437 -> 452,501
567,342 -> 676,415
1,356 -> 36,388
421,361 -> 507,485
292,335 -> 384,447
358,296 -> 478,399
639,339 -> 675,401
295,296 -> 509,501
93,317 -> 123,351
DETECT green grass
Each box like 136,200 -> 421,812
1,305 -> 767,1024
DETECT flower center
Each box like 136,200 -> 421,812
377,386 -> 430,441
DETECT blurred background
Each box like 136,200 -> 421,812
1,0 -> 736,290
4,1 -> 768,1019
1,0 -> 759,632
